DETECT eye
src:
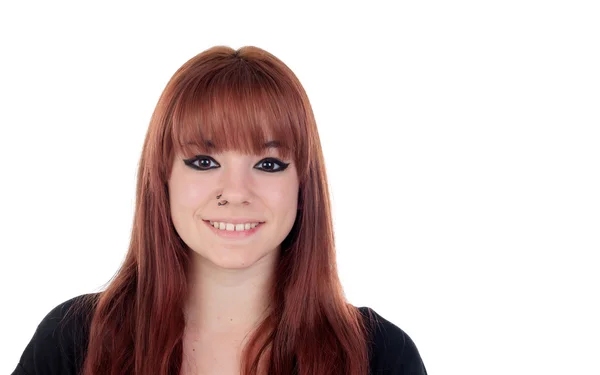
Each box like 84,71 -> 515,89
183,156 -> 219,170
254,158 -> 290,173
182,155 -> 290,173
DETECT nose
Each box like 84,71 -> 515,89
218,162 -> 253,205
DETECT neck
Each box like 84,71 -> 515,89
184,251 -> 278,335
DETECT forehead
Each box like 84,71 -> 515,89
166,57 -> 306,174
179,139 -> 287,156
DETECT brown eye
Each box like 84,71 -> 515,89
198,159 -> 211,168
255,158 -> 290,173
183,156 -> 219,170
262,160 -> 274,170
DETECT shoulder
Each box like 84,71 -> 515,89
358,306 -> 428,375
13,293 -> 99,375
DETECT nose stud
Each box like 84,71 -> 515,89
216,194 -> 228,206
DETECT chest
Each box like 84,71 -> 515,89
180,331 -> 244,375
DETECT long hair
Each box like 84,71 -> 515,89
77,46 -> 370,375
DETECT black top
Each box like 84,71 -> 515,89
12,294 -> 427,375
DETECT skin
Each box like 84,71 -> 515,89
167,147 -> 299,374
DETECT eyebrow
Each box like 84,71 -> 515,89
263,140 -> 281,149
197,140 -> 281,149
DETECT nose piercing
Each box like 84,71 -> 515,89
216,194 -> 228,206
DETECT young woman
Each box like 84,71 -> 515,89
13,46 -> 427,375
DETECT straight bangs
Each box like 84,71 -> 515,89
169,59 -> 309,176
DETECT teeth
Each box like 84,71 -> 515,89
209,221 -> 260,231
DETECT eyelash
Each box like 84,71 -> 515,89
183,155 -> 290,173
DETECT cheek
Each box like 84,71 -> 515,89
266,182 -> 299,214
170,179 -> 209,212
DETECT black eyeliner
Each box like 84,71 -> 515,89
183,155 -> 290,172
262,158 -> 290,170
183,155 -> 218,170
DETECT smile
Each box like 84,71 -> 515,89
208,221 -> 261,231
203,220 -> 264,239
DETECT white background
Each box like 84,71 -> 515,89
1,1 -> 598,374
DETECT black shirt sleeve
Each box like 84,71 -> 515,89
360,307 -> 428,375
12,294 -> 95,375
394,329 -> 428,375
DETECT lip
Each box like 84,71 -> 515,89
204,218 -> 265,224
203,220 -> 264,239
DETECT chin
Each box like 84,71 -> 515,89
211,254 -> 256,269
195,247 -> 276,270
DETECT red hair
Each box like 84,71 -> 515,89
77,46 -> 370,375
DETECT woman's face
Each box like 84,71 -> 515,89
168,147 -> 299,270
